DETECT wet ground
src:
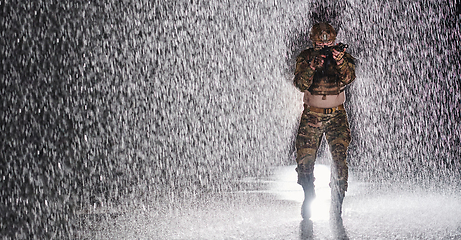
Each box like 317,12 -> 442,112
76,164 -> 461,239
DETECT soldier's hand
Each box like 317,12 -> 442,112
310,55 -> 325,70
332,48 -> 345,65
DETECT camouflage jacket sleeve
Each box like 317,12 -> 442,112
336,52 -> 356,86
293,50 -> 314,92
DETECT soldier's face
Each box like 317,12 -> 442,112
314,41 -> 334,48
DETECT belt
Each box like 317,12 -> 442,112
308,104 -> 345,114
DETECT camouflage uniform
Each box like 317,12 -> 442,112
296,105 -> 350,191
293,22 -> 356,220
294,47 -> 356,192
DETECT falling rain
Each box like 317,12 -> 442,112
1,0 -> 460,239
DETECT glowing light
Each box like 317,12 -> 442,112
310,164 -> 331,221
270,164 -> 332,221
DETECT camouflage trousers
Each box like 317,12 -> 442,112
296,104 -> 351,191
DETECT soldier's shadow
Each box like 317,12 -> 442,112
299,218 -> 349,240
299,219 -> 314,240
330,218 -> 349,240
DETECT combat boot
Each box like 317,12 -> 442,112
330,181 -> 346,223
330,187 -> 348,239
299,174 -> 315,219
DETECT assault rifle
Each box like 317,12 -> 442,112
312,43 -> 348,69
319,42 -> 348,57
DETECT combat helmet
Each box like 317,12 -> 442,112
310,22 -> 336,43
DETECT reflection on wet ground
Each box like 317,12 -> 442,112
76,164 -> 461,239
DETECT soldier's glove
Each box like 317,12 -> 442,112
332,48 -> 345,65
310,56 -> 325,70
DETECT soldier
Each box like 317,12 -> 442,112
293,22 -> 356,222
